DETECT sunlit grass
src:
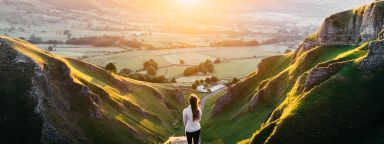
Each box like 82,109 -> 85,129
1,35 -> 186,143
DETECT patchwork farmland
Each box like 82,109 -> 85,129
37,44 -> 286,84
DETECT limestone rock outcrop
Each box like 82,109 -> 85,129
295,1 -> 384,59
359,40 -> 384,70
304,62 -> 346,91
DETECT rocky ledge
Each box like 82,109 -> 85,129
359,40 -> 384,70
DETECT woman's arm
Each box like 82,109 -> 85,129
182,110 -> 187,126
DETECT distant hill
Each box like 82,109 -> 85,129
201,1 -> 384,143
0,35 -> 186,143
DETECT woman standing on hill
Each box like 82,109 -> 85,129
183,94 -> 202,144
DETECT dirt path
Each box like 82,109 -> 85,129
200,87 -> 226,111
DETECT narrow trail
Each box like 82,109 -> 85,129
165,88 -> 226,144
200,87 -> 226,111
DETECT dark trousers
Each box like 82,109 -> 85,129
186,130 -> 200,144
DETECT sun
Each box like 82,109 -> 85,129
181,0 -> 197,5
175,0 -> 201,8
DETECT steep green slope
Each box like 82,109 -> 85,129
200,54 -> 293,143
0,35 -> 186,143
240,1 -> 384,143
246,40 -> 384,144
202,1 -> 384,144
201,44 -> 357,143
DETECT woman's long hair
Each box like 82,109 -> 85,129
189,94 -> 200,121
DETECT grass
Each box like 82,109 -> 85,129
304,32 -> 318,42
162,52 -> 216,65
200,46 -> 275,59
243,40 -> 384,143
155,66 -> 190,78
199,54 -> 292,143
201,43 -> 359,143
83,50 -> 169,71
1,35 -> 187,143
252,64 -> 384,143
289,45 -> 356,77
213,59 -> 262,79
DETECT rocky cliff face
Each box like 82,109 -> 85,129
359,40 -> 384,70
0,38 -> 105,143
295,1 -> 384,59
0,36 -> 186,143
304,61 -> 346,91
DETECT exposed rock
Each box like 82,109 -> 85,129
248,72 -> 288,110
164,136 -> 187,144
1,35 -> 185,143
294,1 -> 384,59
211,85 -> 236,117
248,89 -> 266,110
304,62 -> 346,91
359,40 -> 384,70
318,2 -> 384,44
173,88 -> 186,104
0,38 -> 44,143
0,37 -> 101,143
41,121 -> 72,144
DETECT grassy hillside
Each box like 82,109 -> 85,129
243,41 -> 384,143
200,2 -> 384,142
200,53 -> 292,143
199,41 -> 360,143
0,35 -> 187,143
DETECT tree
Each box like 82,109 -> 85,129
28,34 -> 42,44
192,83 -> 197,89
146,66 -> 157,76
105,63 -> 117,73
211,76 -> 218,82
206,62 -> 214,73
143,61 -> 151,69
48,46 -> 54,51
120,68 -> 132,75
199,63 -> 208,74
204,60 -> 214,73
214,58 -> 221,64
153,76 -> 167,83
171,78 -> 177,83
205,77 -> 211,84
184,67 -> 198,76
143,59 -> 158,70
153,61 -> 159,70
232,77 -> 240,83
285,49 -> 292,53
63,30 -> 71,40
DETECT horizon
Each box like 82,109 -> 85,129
1,0 -> 384,144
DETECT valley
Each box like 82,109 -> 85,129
37,44 -> 282,81
1,0 -> 384,144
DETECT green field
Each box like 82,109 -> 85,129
39,44 -> 282,82
82,50 -> 169,71
213,58 -> 262,79
200,46 -> 276,58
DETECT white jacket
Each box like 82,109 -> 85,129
183,105 -> 202,132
